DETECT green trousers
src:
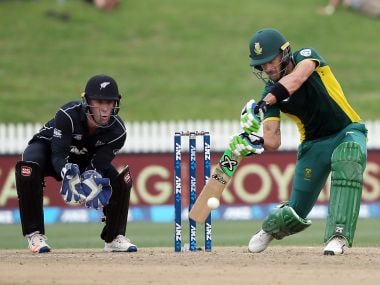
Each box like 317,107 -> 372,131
289,123 -> 367,218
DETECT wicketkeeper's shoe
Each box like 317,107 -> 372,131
248,229 -> 274,253
104,235 -> 138,252
26,231 -> 51,253
323,236 -> 346,255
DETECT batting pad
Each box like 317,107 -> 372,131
324,142 -> 366,247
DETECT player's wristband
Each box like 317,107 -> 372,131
270,82 -> 290,102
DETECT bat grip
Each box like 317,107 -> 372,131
254,100 -> 268,115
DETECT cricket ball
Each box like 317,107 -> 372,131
207,197 -> 220,209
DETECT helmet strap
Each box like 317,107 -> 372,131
81,92 -> 120,115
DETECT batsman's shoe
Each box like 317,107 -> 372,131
324,236 -> 346,255
248,229 -> 274,253
26,231 -> 51,253
104,235 -> 138,252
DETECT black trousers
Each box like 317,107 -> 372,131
18,141 -> 127,241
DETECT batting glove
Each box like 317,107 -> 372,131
60,163 -> 86,205
240,99 -> 263,134
229,132 -> 264,157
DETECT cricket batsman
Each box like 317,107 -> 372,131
230,28 -> 368,255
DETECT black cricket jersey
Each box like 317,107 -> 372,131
30,100 -> 126,177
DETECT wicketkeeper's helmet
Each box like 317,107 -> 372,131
82,74 -> 121,115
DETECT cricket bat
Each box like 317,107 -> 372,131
188,148 -> 241,224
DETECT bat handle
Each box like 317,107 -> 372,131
254,100 -> 268,117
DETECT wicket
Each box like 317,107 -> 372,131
174,131 -> 212,252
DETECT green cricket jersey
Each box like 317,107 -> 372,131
261,48 -> 361,142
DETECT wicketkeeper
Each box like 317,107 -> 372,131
15,74 -> 137,253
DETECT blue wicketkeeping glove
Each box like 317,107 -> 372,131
60,163 -> 86,205
81,170 -> 112,210
240,99 -> 263,134
229,132 -> 264,157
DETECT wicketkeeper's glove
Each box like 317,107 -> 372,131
60,163 -> 86,206
81,170 -> 112,210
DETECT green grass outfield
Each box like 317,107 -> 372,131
0,219 -> 379,249
1,0 -> 380,123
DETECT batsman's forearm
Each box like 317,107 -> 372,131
262,121 -> 281,151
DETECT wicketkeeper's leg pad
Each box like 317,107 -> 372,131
263,202 -> 312,240
101,165 -> 133,242
15,161 -> 45,236
324,142 -> 366,247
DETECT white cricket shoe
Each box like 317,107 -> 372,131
324,236 -> 345,255
26,231 -> 51,253
248,229 -> 274,253
104,235 -> 138,252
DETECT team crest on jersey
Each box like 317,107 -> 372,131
300,49 -> 312,57
53,128 -> 62,138
254,42 -> 263,55
73,134 -> 83,140
95,140 -> 105,147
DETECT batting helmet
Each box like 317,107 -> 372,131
249,28 -> 291,70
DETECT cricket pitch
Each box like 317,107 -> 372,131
1,247 -> 379,285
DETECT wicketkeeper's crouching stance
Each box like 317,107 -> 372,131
15,74 -> 137,253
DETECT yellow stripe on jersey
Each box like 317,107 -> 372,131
284,113 -> 306,142
316,65 -> 361,122
263,116 -> 306,142
262,117 -> 280,123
